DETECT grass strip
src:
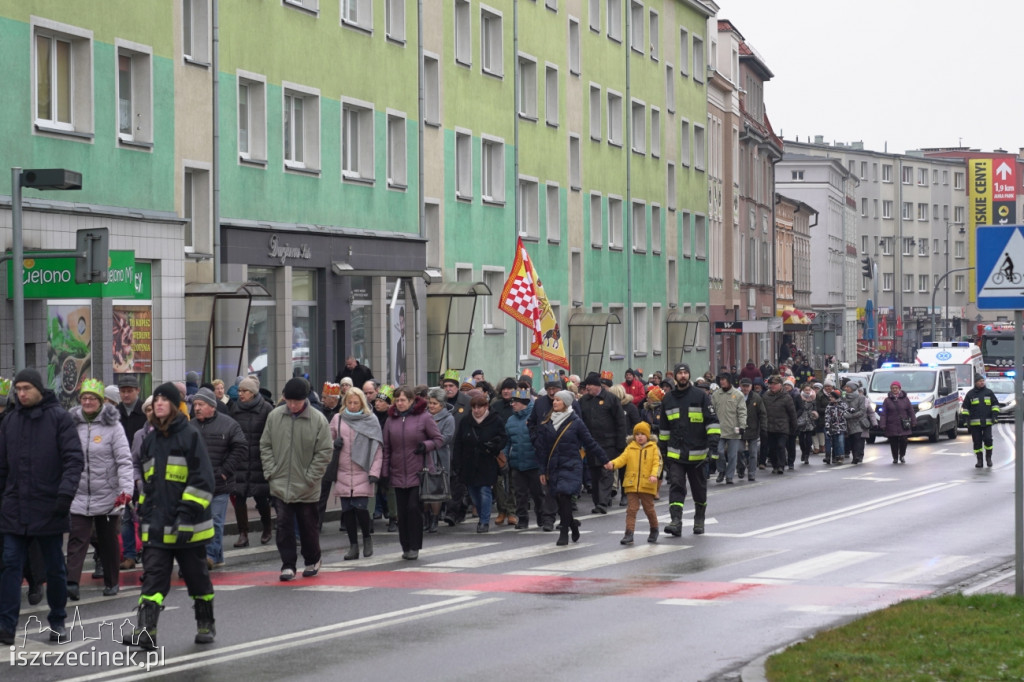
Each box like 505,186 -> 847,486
766,593 -> 1024,681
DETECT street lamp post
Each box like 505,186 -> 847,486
943,221 -> 966,340
931,267 -> 974,342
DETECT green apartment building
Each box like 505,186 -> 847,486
0,0 -> 714,393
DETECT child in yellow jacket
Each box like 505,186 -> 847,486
604,421 -> 662,544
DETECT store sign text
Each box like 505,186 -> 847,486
268,235 -> 312,264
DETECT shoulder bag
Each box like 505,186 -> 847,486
419,448 -> 451,502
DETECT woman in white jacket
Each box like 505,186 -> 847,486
66,379 -> 134,599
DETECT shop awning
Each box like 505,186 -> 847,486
778,306 -> 812,327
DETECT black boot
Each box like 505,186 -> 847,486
986,450 -> 993,467
648,527 -> 659,543
124,599 -> 161,649
664,506 -> 683,537
428,511 -> 439,534
556,526 -> 569,546
92,553 -> 104,580
423,510 -> 432,531
620,531 -> 634,545
976,453 -> 984,468
344,543 -> 360,560
570,519 -> 581,543
693,503 -> 707,535
363,534 -> 373,557
194,598 -> 216,644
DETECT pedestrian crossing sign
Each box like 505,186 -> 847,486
977,225 -> 1024,310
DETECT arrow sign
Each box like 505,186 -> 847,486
996,161 -> 1013,180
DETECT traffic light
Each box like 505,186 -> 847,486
861,256 -> 873,279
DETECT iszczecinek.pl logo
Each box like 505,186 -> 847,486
8,607 -> 166,671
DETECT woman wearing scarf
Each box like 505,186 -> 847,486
879,381 -> 916,464
452,394 -> 507,533
330,388 -> 384,560
532,390 -> 607,546
67,379 -> 134,599
797,384 -> 818,465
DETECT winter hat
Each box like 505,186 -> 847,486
13,368 -> 44,394
0,377 -> 10,406
581,372 -> 601,388
118,375 -> 139,388
185,371 -> 201,386
647,386 -> 665,403
767,375 -> 783,385
739,378 -> 752,386
339,377 -> 354,388
283,377 -> 310,401
193,387 -> 219,408
554,390 -> 575,407
500,377 -> 518,392
633,421 -> 651,438
890,381 -> 902,390
239,376 -> 260,395
142,395 -> 153,412
104,385 -> 121,403
975,374 -> 985,384
153,382 -> 182,406
831,389 -> 842,399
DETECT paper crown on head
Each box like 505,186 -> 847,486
543,370 -> 561,386
79,378 -> 105,399
322,382 -> 342,397
520,368 -> 533,378
441,369 -> 461,384
377,385 -> 395,401
511,388 -> 532,402
647,386 -> 665,402
0,377 -> 10,397
600,370 -> 614,381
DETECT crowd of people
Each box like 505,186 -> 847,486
0,350 -> 994,649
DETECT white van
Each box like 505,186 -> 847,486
867,366 -> 959,443
915,342 -> 983,425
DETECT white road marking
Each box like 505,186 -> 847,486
853,554 -> 984,587
412,589 -> 484,597
657,598 -> 715,606
752,550 -> 881,581
320,541 -> 500,569
426,542 -> 595,569
294,585 -> 371,592
520,543 -> 688,572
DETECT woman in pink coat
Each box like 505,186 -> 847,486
330,388 -> 383,561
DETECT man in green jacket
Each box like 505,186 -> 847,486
711,375 -> 747,484
260,378 -> 333,581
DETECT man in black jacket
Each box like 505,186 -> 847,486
193,388 -> 247,570
0,368 -> 84,645
962,374 -> 999,468
336,356 -> 373,389
578,373 -> 626,514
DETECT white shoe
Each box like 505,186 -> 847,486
279,568 -> 295,582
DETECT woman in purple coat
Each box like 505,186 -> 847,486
879,381 -> 916,464
381,387 -> 444,560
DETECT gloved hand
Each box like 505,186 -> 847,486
333,436 -> 345,451
368,476 -> 379,485
414,442 -> 427,455
377,476 -> 389,490
52,494 -> 73,521
114,492 -> 133,509
171,516 -> 193,544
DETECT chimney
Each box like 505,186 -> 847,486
814,135 -> 824,144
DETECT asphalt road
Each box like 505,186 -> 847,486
8,423 -> 1018,682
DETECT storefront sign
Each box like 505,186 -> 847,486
9,251 -> 137,299
267,234 -> 311,264
112,305 -> 153,374
47,302 -> 92,409
714,321 -> 743,334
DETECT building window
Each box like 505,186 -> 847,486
285,0 -> 319,13
33,20 -> 94,136
651,204 -> 661,253
860,161 -> 867,179
455,129 -> 471,199
861,235 -> 868,253
681,211 -> 691,257
632,305 -> 648,354
609,196 -> 623,247
955,240 -> 965,259
546,184 -> 560,242
607,90 -> 623,146
571,249 -> 583,302
650,107 -> 660,157
668,259 -> 678,305
569,134 -> 581,190
666,162 -> 676,209
933,238 -> 940,254
632,200 -> 646,252
678,27 -> 688,75
917,202 -> 928,221
693,124 -> 705,171
481,268 -> 505,329
183,166 -> 211,253
882,164 -> 892,183
860,197 -> 867,216
942,170 -> 949,185
918,168 -> 928,185
694,214 -> 706,258
116,42 -> 153,146
630,99 -> 645,154
649,10 -> 659,60
545,64 -> 558,126
481,136 -> 505,203
341,0 -> 372,31
590,192 -> 603,247
652,304 -> 663,353
919,274 -> 929,292
692,35 -> 704,82
589,84 -> 601,141
943,204 -> 949,220
901,237 -> 914,256
954,274 -> 965,293
518,177 -> 540,238
183,0 -> 210,63
880,237 -> 892,255
882,200 -> 893,219
569,18 -> 581,75
791,170 -> 804,181
237,72 -> 266,161
629,1 -> 644,53
680,119 -> 690,166
518,54 -> 537,119
423,54 -> 440,125
386,112 -> 407,188
902,274 -> 913,293
455,0 -> 471,65
954,171 -> 964,190
386,0 -> 405,40
589,0 -> 600,32
607,0 -> 622,41
901,202 -> 912,220
340,98 -> 373,180
425,200 -> 441,267
882,272 -> 893,292
284,85 -> 321,172
901,165 -> 913,185
665,63 -> 675,112
954,206 -> 965,223
607,304 -> 624,356
873,199 -> 879,218
481,7 -> 503,76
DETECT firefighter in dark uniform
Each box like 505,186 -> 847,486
125,382 -> 216,650
658,363 -> 720,536
962,374 -> 999,469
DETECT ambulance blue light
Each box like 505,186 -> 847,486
1007,371 -> 1016,378
882,362 -> 900,368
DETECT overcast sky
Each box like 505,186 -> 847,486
719,0 -> 1022,156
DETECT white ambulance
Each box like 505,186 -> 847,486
915,342 -> 984,422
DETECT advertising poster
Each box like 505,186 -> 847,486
47,301 -> 93,409
391,284 -> 408,386
113,305 -> 153,374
